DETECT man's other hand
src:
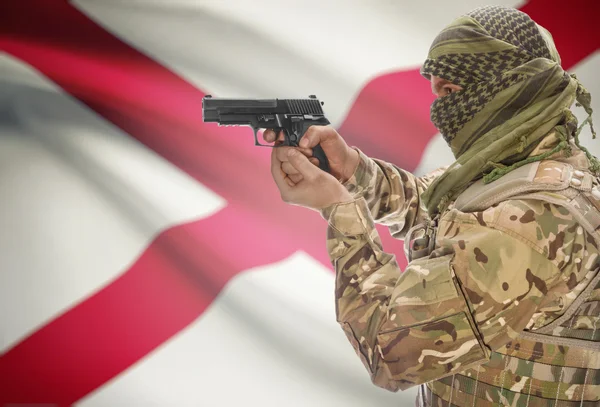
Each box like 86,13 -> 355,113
271,148 -> 353,211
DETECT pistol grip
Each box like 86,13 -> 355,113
311,144 -> 330,173
289,119 -> 331,173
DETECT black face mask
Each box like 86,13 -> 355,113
429,85 -> 474,146
427,71 -> 529,159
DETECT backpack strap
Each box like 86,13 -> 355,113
454,160 -> 600,238
454,160 -> 586,213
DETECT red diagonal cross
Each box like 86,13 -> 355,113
0,0 -> 597,404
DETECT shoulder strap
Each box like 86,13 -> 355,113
454,159 -> 600,239
454,160 -> 576,213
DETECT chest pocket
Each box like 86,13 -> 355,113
375,253 -> 490,390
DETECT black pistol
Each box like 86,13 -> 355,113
202,95 -> 331,172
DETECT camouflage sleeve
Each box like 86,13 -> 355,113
342,147 -> 447,238
321,197 -> 580,392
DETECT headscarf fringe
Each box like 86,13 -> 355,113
485,76 -> 598,183
571,74 -> 600,173
483,139 -> 569,184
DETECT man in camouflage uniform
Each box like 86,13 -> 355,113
265,6 -> 599,406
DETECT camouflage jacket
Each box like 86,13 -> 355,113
321,135 -> 600,406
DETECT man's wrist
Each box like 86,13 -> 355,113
340,148 -> 376,198
317,188 -> 353,213
339,147 -> 360,184
319,197 -> 372,236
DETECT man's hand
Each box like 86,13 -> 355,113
271,147 -> 354,211
263,126 -> 359,183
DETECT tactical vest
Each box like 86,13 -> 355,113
408,160 -> 600,406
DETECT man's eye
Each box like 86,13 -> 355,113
444,87 -> 453,95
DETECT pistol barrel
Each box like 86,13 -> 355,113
202,95 -> 325,123
202,97 -> 277,122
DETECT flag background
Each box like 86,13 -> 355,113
0,1 -> 598,406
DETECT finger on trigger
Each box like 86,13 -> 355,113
263,129 -> 275,142
277,130 -> 286,142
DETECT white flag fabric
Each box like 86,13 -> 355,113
0,0 -> 598,405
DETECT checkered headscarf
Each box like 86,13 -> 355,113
420,6 -> 595,216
